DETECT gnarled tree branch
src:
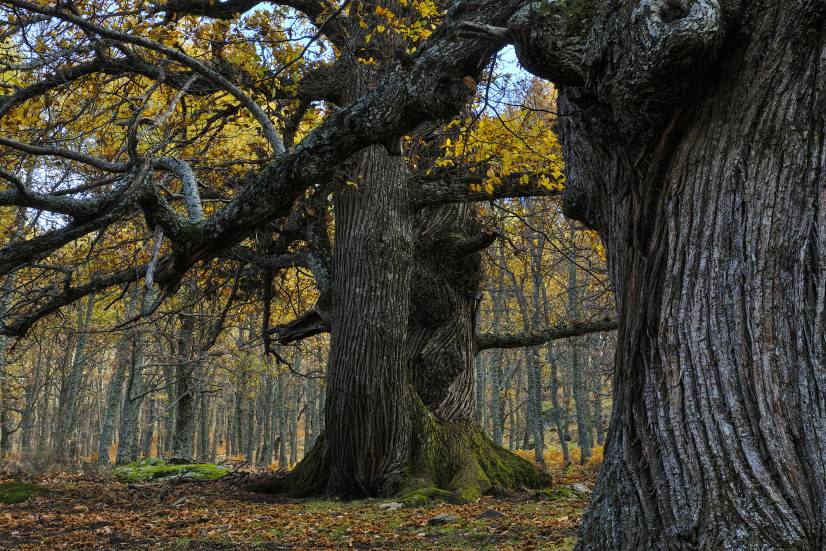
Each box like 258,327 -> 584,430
475,318 -> 619,352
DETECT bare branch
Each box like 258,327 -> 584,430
475,319 -> 619,352
7,0 -> 286,153
0,136 -> 129,173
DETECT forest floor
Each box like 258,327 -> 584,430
0,465 -> 596,550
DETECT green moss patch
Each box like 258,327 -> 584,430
113,459 -> 228,483
399,487 -> 456,507
0,481 -> 49,504
399,398 -> 551,504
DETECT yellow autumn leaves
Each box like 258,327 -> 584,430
436,80 -> 566,196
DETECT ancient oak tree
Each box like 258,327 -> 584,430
465,0 -> 826,548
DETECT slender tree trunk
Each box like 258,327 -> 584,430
36,357 -> 53,458
528,233 -> 547,464
198,381 -> 209,461
209,399 -> 218,462
547,343 -> 570,467
303,361 -> 316,457
488,280 -> 506,446
171,306 -> 196,459
160,360 -> 175,457
507,381 -> 515,451
592,371 -> 604,447
258,375 -> 273,467
474,347 -> 485,427
567,231 -> 591,465
53,294 -> 95,463
98,290 -> 139,464
141,397 -> 156,458
288,387 -> 298,466
116,289 -> 152,464
232,357 -> 245,457
116,338 -> 144,464
276,368 -> 288,469
245,392 -> 255,462
19,346 -> 42,456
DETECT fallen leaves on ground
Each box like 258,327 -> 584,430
0,469 -> 594,550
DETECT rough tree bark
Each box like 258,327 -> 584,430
491,0 -> 826,548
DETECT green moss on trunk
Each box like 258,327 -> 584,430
398,399 -> 550,503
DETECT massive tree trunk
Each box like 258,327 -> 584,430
322,135 -> 413,496
254,0 -> 551,501
500,0 -> 826,548
259,177 -> 547,500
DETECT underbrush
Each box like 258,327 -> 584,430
514,444 -> 604,472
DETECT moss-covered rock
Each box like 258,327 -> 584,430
0,481 -> 49,504
398,487 -> 456,507
113,459 -> 228,483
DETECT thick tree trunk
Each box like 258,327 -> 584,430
507,0 -> 826,547
256,201 -> 547,500
323,140 -> 413,496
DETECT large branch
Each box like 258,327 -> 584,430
0,183 -> 144,276
267,308 -> 329,346
475,319 -> 619,352
147,0 -> 526,291
267,316 -> 619,350
0,265 -> 148,337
